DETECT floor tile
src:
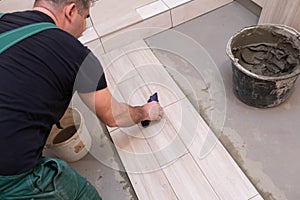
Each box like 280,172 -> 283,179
136,0 -> 169,20
84,38 -> 105,56
124,43 -> 162,66
116,75 -> 151,106
189,136 -> 259,199
110,128 -> 160,173
135,64 -> 185,106
162,0 -> 192,9
163,154 -> 219,199
123,41 -> 186,106
164,98 -> 209,150
249,194 -> 264,200
141,117 -> 188,167
100,49 -> 138,83
91,0 -> 157,37
128,170 -> 178,200
78,26 -> 99,45
0,0 -> 34,12
101,11 -> 171,52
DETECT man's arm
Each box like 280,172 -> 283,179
78,88 -> 163,127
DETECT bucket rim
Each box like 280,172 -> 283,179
49,107 -> 84,147
226,23 -> 300,81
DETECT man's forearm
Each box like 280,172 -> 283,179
110,102 -> 147,127
79,88 -> 162,128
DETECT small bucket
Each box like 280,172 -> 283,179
226,24 -> 300,108
46,108 -> 91,162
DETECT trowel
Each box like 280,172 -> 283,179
141,92 -> 158,128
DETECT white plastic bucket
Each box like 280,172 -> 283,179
46,108 -> 91,162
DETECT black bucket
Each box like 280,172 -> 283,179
226,24 -> 300,108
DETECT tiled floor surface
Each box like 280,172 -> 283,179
99,39 -> 262,199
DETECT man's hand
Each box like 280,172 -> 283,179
142,101 -> 163,121
79,88 -> 163,128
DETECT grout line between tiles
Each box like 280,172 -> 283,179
169,8 -> 174,28
121,48 -> 153,96
160,0 -> 170,9
89,15 -> 106,54
248,193 -> 262,200
188,140 -> 222,200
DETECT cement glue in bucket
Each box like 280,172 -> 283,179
46,108 -> 91,162
226,24 -> 300,108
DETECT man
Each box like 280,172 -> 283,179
0,0 -> 163,199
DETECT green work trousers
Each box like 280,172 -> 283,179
0,157 -> 102,200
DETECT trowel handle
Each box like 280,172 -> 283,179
141,93 -> 158,128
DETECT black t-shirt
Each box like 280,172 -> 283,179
0,10 -> 107,175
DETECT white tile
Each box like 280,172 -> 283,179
98,49 -> 124,70
91,0 -> 146,37
85,17 -> 93,29
100,49 -> 138,83
249,194 -> 264,200
116,75 -> 151,106
121,40 -> 150,52
164,98 -> 210,150
163,154 -> 219,199
129,170 -> 178,200
101,11 -> 171,52
147,83 -> 184,107
190,136 -> 259,199
124,44 -> 185,106
162,0 -> 192,9
125,45 -> 162,67
136,0 -> 169,20
135,65 -> 185,106
0,0 -> 34,12
84,39 -> 104,55
142,118 -> 188,166
106,125 -> 118,133
110,128 -> 160,173
78,26 -> 99,45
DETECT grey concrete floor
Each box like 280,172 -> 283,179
146,1 -> 300,200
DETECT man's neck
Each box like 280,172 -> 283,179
33,6 -> 59,26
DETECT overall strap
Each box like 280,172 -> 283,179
0,22 -> 59,54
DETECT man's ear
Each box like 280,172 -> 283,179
64,3 -> 77,22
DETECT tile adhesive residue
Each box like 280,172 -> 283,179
232,28 -> 300,77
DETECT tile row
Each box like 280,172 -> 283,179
97,40 -> 263,199
82,0 -> 234,52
